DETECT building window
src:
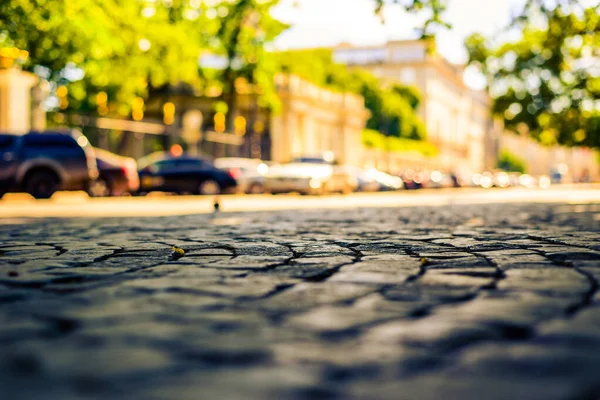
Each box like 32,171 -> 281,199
333,48 -> 386,65
391,45 -> 425,62
400,68 -> 416,84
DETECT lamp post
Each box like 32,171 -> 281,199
182,110 -> 203,156
248,85 -> 259,158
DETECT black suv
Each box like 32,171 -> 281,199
0,129 -> 98,199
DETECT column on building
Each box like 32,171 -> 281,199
0,68 -> 39,133
270,113 -> 287,163
291,112 -> 304,158
270,74 -> 370,166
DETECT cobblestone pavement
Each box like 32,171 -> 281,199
1,202 -> 600,400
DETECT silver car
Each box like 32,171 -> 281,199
265,161 -> 357,195
214,157 -> 268,194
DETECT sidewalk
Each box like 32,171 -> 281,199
2,185 -> 600,218
1,201 -> 599,399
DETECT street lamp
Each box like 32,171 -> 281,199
163,102 -> 175,125
214,112 -> 226,133
132,97 -> 144,121
234,115 -> 247,137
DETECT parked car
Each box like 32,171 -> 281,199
265,155 -> 357,195
366,168 -> 404,191
400,169 -> 426,190
0,129 -> 97,199
214,157 -> 268,194
294,154 -> 358,193
88,148 -> 139,197
423,170 -> 454,189
265,162 -> 333,195
345,166 -> 381,192
137,152 -> 237,195
493,171 -> 511,188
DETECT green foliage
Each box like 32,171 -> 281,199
275,49 -> 427,140
391,84 -> 421,110
0,0 -> 214,115
373,0 -> 450,38
466,0 -> 600,149
275,49 -> 350,90
363,129 -> 438,157
212,0 -> 288,119
497,150 -> 527,173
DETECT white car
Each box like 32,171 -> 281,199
345,166 -> 381,192
214,157 -> 269,194
366,168 -> 404,191
265,161 -> 357,195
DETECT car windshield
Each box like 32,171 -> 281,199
292,157 -> 328,164
138,153 -> 167,170
177,158 -> 213,168
215,158 -> 260,169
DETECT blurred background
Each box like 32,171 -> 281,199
0,0 -> 599,206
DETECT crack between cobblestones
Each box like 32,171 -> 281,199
526,234 -> 599,251
403,246 -> 428,283
300,244 -> 365,283
377,233 -> 600,379
92,248 -> 125,262
566,267 -> 600,316
527,245 -> 600,318
34,243 -> 68,256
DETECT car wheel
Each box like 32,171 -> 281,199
25,171 -> 59,199
248,183 -> 264,194
309,184 -> 326,196
88,178 -> 111,197
198,180 -> 221,195
342,182 -> 353,195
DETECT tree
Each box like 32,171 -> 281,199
213,0 -> 288,127
466,0 -> 600,148
497,150 -> 527,173
373,0 -> 450,38
0,0 -> 215,115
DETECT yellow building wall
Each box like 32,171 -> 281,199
270,74 -> 370,165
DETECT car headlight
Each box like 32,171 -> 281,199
309,179 -> 322,189
257,163 -> 269,176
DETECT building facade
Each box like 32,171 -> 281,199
270,74 -> 370,165
333,39 -> 499,174
501,132 -> 600,182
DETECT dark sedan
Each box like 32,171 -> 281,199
137,152 -> 237,195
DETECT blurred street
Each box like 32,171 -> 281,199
2,185 -> 600,219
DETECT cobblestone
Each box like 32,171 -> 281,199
0,201 -> 599,399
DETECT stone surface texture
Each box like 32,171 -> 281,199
1,202 -> 600,400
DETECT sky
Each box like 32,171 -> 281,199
272,0 -> 528,65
